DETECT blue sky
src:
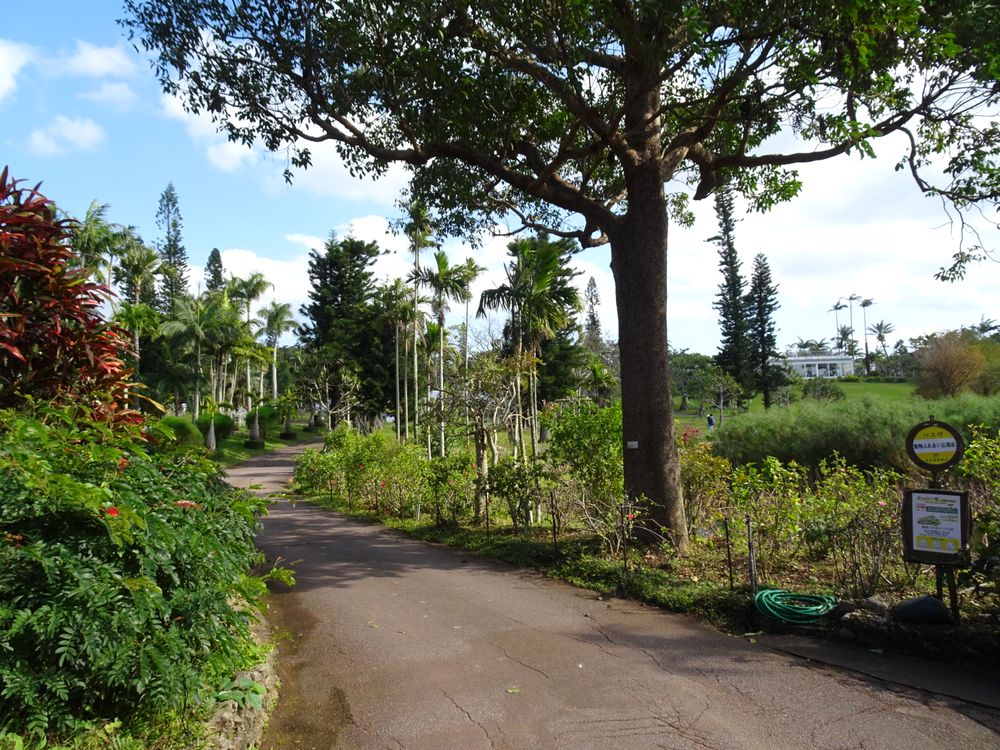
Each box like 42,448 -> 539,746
2,2 -> 997,355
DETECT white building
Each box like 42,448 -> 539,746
775,352 -> 856,379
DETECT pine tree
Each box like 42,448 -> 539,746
711,187 -> 751,391
204,247 -> 225,292
583,276 -> 602,353
746,253 -> 782,408
155,182 -> 188,305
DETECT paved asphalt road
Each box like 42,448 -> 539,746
228,443 -> 1000,750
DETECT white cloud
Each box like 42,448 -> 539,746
186,245 -> 312,327
162,93 -> 256,171
58,41 -> 136,78
207,140 -> 257,171
0,39 -> 33,105
286,233 -> 326,253
27,115 -> 105,155
78,81 -> 137,110
265,139 -> 412,206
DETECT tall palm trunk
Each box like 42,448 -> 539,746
395,325 -> 401,441
403,334 -> 410,441
413,248 -> 421,444
438,310 -> 446,457
271,342 -> 279,401
192,340 -> 202,421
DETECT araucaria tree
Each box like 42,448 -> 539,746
204,248 -> 226,292
711,187 -> 751,392
746,253 -> 781,408
125,1 -> 1000,551
155,182 -> 188,305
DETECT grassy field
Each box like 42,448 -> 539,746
674,379 -> 917,431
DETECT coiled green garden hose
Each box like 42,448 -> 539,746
754,589 -> 837,624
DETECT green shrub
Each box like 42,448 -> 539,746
802,378 -> 846,401
678,436 -> 731,536
544,401 -> 628,550
803,457 -> 906,597
0,409 -> 268,741
196,412 -> 236,442
156,415 -> 204,447
296,426 -> 430,519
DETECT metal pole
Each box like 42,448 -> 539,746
746,514 -> 758,596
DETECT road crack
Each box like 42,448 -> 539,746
441,689 -> 496,749
489,641 -> 551,678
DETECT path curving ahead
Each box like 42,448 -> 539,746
228,444 -> 1000,750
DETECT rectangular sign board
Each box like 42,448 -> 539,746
902,489 -> 970,565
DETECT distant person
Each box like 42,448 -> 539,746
707,414 -> 715,432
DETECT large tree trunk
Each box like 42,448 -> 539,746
609,169 -> 688,552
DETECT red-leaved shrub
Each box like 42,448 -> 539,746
0,167 -> 140,425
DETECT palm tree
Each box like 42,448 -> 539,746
71,201 -> 131,307
846,293 -> 862,338
257,301 -> 297,400
403,201 -> 436,442
829,301 -> 847,352
837,324 -> 858,357
160,294 -> 236,420
793,337 -> 830,355
859,298 -> 874,374
114,240 -> 162,361
410,250 -> 481,456
868,320 -> 896,357
227,272 -> 273,410
378,279 -> 417,441
479,235 -> 581,459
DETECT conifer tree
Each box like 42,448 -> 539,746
205,247 -> 225,292
155,182 -> 188,305
583,276 -> 602,354
746,253 -> 781,408
711,187 -> 751,392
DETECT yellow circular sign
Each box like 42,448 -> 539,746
909,424 -> 960,466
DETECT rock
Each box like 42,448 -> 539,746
859,594 -> 893,614
892,595 -> 956,625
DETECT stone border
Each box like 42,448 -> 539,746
199,618 -> 280,750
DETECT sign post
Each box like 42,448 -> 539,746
903,419 -> 968,621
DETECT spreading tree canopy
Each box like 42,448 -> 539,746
124,0 -> 1000,551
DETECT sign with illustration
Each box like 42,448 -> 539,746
902,489 -> 970,565
905,420 -> 963,471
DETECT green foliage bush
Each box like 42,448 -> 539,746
294,425 -> 428,519
156,416 -> 204,448
0,409 -> 268,741
958,428 -> 1000,610
195,412 -> 236,443
712,394 -> 1000,471
801,378 -> 846,401
544,401 -> 627,550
